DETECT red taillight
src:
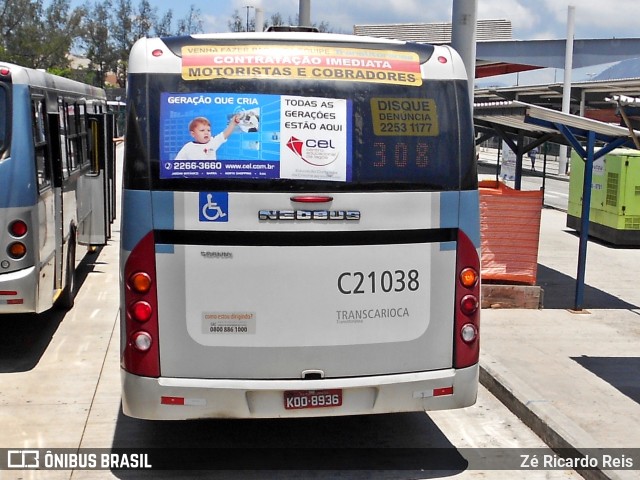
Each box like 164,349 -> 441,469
9,220 -> 28,237
152,49 -> 164,57
129,301 -> 152,322
460,294 -> 479,315
122,232 -> 160,377
454,230 -> 480,369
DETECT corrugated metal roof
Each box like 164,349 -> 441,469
475,78 -> 640,111
474,100 -> 640,142
354,19 -> 512,43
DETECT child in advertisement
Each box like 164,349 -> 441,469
175,114 -> 241,161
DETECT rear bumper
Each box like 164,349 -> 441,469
121,365 -> 478,420
0,266 -> 37,313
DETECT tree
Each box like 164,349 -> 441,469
0,0 -> 81,69
0,0 -> 35,61
155,10 -> 173,37
134,0 -> 156,40
79,0 -> 116,87
109,0 -> 134,87
227,10 -> 333,33
177,5 -> 203,35
2,0 -> 205,86
228,8 -> 254,32
269,13 -> 285,29
40,0 -> 83,68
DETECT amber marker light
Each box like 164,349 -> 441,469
129,272 -> 152,294
7,242 -> 27,259
459,267 -> 478,288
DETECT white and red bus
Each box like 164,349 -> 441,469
120,31 -> 480,419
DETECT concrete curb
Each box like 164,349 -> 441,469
479,352 -> 629,480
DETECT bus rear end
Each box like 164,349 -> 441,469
121,33 -> 479,419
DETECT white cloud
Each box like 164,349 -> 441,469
478,0 -> 534,29
539,0 -> 640,37
191,0 -> 640,39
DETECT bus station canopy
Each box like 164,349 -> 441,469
472,100 -> 640,311
474,100 -> 640,147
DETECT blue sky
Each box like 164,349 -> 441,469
67,0 -> 640,85
148,0 -> 640,40
148,0 -> 640,85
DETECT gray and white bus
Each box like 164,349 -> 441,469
0,63 -> 115,313
120,31 -> 480,419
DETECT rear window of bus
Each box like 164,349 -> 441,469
125,63 -> 475,193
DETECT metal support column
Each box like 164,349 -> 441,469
549,122 -> 629,310
574,131 -> 595,310
299,0 -> 311,26
451,0 -> 477,112
514,131 -> 524,190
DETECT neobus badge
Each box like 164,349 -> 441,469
258,210 -> 361,221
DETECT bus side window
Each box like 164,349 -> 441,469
58,101 -> 69,179
59,100 -> 88,175
32,97 -> 51,191
88,118 -> 100,175
67,102 -> 80,172
77,103 -> 88,168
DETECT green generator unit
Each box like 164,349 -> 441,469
567,148 -> 640,245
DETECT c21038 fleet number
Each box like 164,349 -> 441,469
337,269 -> 420,295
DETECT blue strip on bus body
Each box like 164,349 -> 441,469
0,85 -> 38,208
151,190 -> 175,229
458,189 -> 481,247
121,190 -> 153,252
121,189 -> 175,252
439,190 -> 480,251
152,191 -> 175,253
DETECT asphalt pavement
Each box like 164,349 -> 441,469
477,149 -> 640,480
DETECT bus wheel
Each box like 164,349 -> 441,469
56,236 -> 77,310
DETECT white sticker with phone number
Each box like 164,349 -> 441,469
202,312 -> 256,334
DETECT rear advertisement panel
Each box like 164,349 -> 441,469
160,93 -> 352,182
180,44 -> 423,86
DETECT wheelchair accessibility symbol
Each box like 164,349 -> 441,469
199,192 -> 229,222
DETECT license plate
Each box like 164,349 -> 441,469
284,389 -> 343,410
